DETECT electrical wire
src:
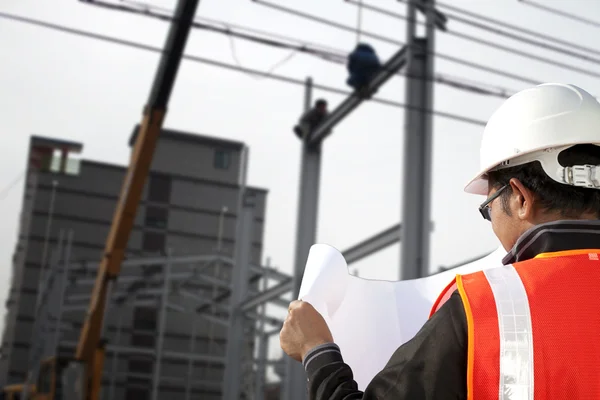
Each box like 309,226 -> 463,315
355,0 -> 363,44
84,0 -> 516,98
116,0 -> 303,80
396,0 -> 600,64
251,0 -> 542,86
0,11 -> 488,127
433,0 -> 600,57
518,0 -> 600,29
349,0 -> 600,79
0,170 -> 25,200
85,0 -> 313,80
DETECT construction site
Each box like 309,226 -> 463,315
1,0 -> 599,399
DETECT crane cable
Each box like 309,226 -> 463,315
356,0 -> 363,44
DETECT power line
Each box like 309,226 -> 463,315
85,0 -> 347,62
433,0 -> 600,57
398,0 -> 600,62
355,0 -> 363,44
351,0 -> 600,79
126,0 -> 348,53
0,171 -> 25,200
0,11 -> 487,127
252,0 -> 541,86
518,0 -> 600,29
84,0 -> 515,98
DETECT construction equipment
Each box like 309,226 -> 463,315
3,0 -> 201,398
2,383 -> 36,400
32,357 -> 69,400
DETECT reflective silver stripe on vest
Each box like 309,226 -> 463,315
483,265 -> 534,400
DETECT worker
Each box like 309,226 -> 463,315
346,43 -> 381,95
280,83 -> 600,399
294,99 -> 328,140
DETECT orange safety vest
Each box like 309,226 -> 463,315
431,249 -> 600,400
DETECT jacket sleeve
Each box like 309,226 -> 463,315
303,291 -> 468,400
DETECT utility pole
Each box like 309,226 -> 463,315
400,0 -> 437,280
284,77 -> 319,400
222,191 -> 256,400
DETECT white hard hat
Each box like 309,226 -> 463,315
465,83 -> 600,195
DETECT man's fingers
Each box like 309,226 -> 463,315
287,300 -> 304,316
288,300 -> 303,310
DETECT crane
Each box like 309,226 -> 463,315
5,0 -> 201,398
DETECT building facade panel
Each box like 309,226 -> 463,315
2,131 -> 271,399
167,209 -> 235,241
150,134 -> 242,185
32,187 -> 121,224
169,179 -> 240,213
37,162 -> 125,197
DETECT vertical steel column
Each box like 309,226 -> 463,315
254,260 -> 270,400
222,191 -> 256,400
151,250 -> 172,400
284,77 -> 319,400
400,0 -> 436,280
38,179 -> 59,296
107,312 -> 123,400
22,231 -> 65,400
254,332 -> 269,400
53,229 -> 73,354
36,229 -> 65,309
184,316 -> 196,400
205,206 -> 228,379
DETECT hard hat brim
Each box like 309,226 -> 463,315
464,174 -> 489,196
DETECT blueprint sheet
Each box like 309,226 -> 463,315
298,244 -> 506,390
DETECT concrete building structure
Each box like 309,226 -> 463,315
0,128 -> 270,399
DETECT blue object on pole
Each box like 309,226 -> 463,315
346,43 -> 382,90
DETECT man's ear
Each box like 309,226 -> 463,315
508,178 -> 535,221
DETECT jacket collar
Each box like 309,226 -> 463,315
502,219 -> 600,265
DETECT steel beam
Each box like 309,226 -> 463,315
167,302 -> 230,327
285,77 -> 318,400
72,270 -> 206,287
342,223 -> 401,264
107,312 -> 124,400
250,264 -> 290,281
309,46 -> 408,145
240,279 -> 293,312
254,332 -> 268,400
61,340 -> 224,364
122,254 -> 219,268
234,224 -> 400,311
100,371 -> 223,391
223,189 -> 255,400
254,269 -> 269,400
73,269 -> 281,291
400,0 -> 436,280
151,252 -> 171,400
73,258 -> 289,284
246,311 -> 283,327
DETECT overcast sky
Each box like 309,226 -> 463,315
2,0 -> 600,359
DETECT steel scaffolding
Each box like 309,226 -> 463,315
23,223 -> 288,399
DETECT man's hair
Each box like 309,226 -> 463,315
487,144 -> 600,218
315,99 -> 327,108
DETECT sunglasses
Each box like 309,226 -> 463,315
479,185 -> 509,221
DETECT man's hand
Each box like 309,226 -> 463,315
280,300 -> 334,362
